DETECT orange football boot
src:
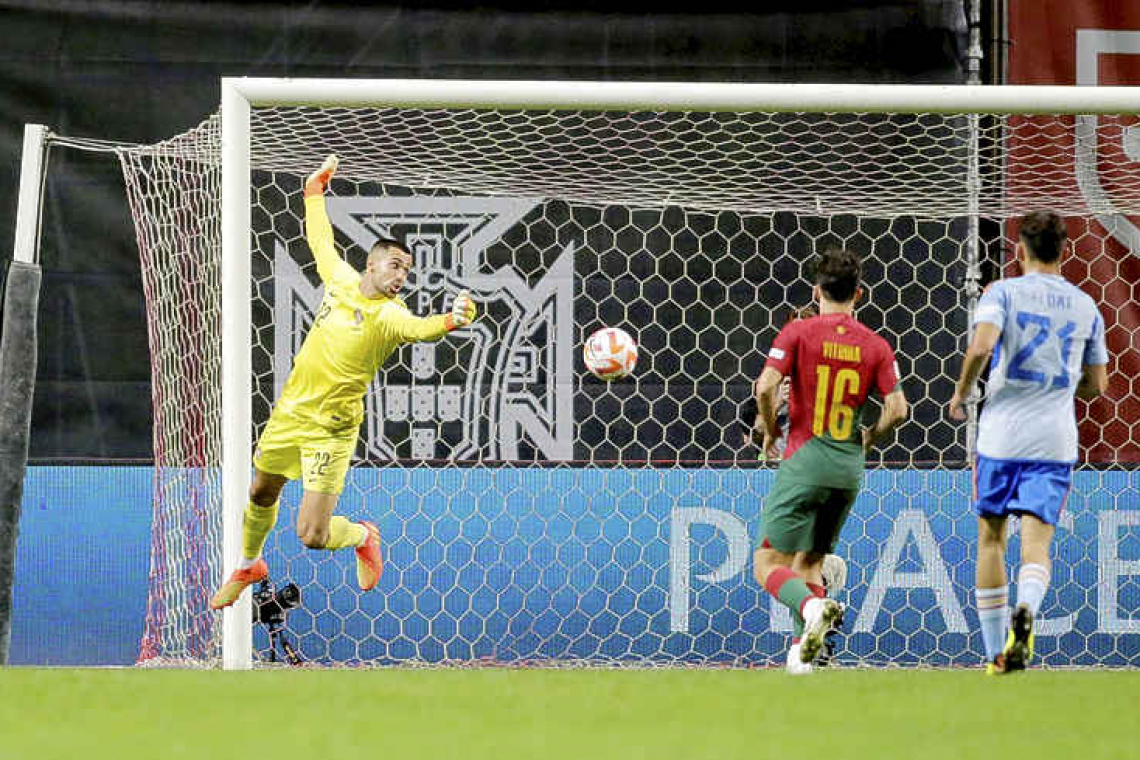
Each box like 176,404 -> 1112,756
356,521 -> 383,591
209,558 -> 269,610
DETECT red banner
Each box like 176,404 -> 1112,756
1009,2 -> 1140,462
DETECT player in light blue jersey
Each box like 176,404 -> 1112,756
949,211 -> 1108,675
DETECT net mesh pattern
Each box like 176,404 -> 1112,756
118,105 -> 1140,667
119,115 -> 224,664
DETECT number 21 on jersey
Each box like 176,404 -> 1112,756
813,365 -> 861,440
1008,311 -> 1076,388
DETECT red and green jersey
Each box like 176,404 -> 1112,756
763,313 -> 899,488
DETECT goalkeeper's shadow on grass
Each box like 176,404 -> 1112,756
252,577 -> 304,666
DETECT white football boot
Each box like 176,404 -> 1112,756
786,642 -> 813,675
800,597 -> 843,664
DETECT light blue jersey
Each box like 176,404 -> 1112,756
973,273 -> 1108,463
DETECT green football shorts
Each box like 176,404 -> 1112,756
758,475 -> 858,555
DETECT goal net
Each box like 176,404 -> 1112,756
118,81 -> 1140,668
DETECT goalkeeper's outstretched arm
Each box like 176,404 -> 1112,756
301,155 -> 480,343
303,155 -> 358,286
384,290 -> 479,344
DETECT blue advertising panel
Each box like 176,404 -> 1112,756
10,467 -> 152,666
11,467 -> 1140,666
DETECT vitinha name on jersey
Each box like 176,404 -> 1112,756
274,196 -> 574,462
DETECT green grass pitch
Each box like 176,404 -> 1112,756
3,668 -> 1138,760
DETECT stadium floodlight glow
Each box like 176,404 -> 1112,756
106,78 -> 1140,670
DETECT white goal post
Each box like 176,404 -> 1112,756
186,78 -> 1140,669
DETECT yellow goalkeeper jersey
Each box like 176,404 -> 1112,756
271,196 -> 451,430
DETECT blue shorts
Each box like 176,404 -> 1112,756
973,455 -> 1072,526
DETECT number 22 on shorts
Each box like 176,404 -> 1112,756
310,451 -> 332,477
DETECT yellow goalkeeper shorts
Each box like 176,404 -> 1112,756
253,411 -> 358,495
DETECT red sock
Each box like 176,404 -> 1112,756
764,567 -> 798,597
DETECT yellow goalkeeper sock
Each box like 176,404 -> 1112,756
324,516 -> 367,550
241,500 -> 280,560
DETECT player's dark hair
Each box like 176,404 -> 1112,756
1018,211 -> 1067,264
370,237 -> 411,259
813,247 -> 861,303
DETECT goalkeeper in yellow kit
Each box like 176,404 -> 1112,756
211,155 -> 478,610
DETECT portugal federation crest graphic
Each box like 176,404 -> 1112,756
274,196 -> 574,462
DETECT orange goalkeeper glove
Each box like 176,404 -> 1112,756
304,154 -> 339,198
445,290 -> 477,330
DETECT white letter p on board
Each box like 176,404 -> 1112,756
669,508 -> 749,632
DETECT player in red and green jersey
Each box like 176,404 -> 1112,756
752,247 -> 908,673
